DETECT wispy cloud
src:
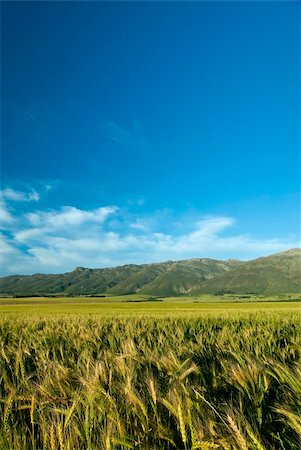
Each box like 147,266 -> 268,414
0,189 -> 299,275
4,103 -> 60,146
26,205 -> 117,229
1,188 -> 40,202
130,219 -> 150,232
0,201 -> 15,225
101,120 -> 149,152
35,179 -> 61,193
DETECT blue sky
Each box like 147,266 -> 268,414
1,1 -> 299,275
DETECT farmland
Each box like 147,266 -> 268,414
0,298 -> 300,449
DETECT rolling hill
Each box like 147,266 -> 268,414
195,248 -> 301,295
0,249 -> 300,296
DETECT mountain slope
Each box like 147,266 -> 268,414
0,249 -> 300,296
195,249 -> 301,295
0,258 -> 240,296
139,259 -> 240,296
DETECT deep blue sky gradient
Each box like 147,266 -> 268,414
0,1 -> 300,273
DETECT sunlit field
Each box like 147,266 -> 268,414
0,298 -> 300,449
1,294 -> 300,315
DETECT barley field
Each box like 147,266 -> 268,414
0,300 -> 300,449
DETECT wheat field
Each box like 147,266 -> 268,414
0,302 -> 300,449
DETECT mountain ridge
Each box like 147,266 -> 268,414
0,249 -> 300,296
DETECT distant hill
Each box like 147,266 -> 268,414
195,249 -> 301,295
0,249 -> 300,296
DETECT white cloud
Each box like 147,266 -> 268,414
0,201 -> 15,226
0,233 -> 17,256
1,188 -> 40,202
130,219 -> 150,231
26,205 -> 117,229
0,199 -> 299,276
0,233 -> 33,274
194,217 -> 235,235
14,228 -> 45,243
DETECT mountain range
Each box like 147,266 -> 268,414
0,249 -> 300,297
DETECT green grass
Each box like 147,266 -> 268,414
0,294 -> 300,315
0,300 -> 300,449
0,296 -> 301,317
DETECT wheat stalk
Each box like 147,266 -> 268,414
227,414 -> 248,450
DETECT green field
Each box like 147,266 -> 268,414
1,294 -> 300,315
0,298 -> 300,449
